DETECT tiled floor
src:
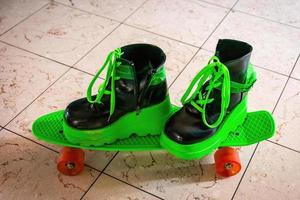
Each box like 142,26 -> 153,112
0,0 -> 299,199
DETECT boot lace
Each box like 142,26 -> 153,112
86,48 -> 123,118
181,56 -> 231,128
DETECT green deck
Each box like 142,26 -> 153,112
32,110 -> 275,152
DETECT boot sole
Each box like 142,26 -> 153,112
160,97 -> 248,160
63,96 -> 173,146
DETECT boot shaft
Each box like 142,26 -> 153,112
215,39 -> 253,110
216,39 -> 252,83
115,44 -> 168,110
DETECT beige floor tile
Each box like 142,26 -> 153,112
203,11 -> 300,75
0,0 -> 48,35
271,78 -> 300,151
125,0 -> 228,46
83,174 -> 159,200
104,145 -> 255,200
234,141 -> 300,200
6,69 -> 116,171
0,2 -> 119,66
291,57 -> 300,80
56,0 -> 146,22
169,50 -> 287,112
0,43 -> 68,126
0,129 -> 99,200
235,0 -> 300,28
204,0 -> 236,8
247,67 -> 287,112
75,24 -> 198,84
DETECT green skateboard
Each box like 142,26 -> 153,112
32,106 -> 275,176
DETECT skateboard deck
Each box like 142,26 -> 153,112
32,109 -> 275,151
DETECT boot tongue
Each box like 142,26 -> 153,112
116,58 -> 154,80
115,58 -> 135,80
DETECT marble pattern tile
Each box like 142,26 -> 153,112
75,24 -> 198,85
0,129 -> 99,200
234,141 -> 300,200
272,78 -> 300,151
247,66 -> 288,112
0,2 -> 119,66
203,0 -> 236,8
235,0 -> 300,28
125,0 -> 228,46
104,146 -> 255,200
1,0 -> 300,198
203,11 -> 300,75
6,69 -> 116,171
0,43 -> 68,126
291,56 -> 300,80
0,0 -> 48,35
169,50 -> 287,112
83,174 -> 159,200
56,0 -> 146,22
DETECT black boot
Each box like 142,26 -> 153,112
63,44 -> 172,146
163,39 -> 253,145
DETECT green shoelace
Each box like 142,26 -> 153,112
86,48 -> 123,118
181,56 -> 231,129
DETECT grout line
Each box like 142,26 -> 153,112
201,48 -> 213,53
103,172 -> 164,200
252,65 -> 290,78
0,3 -> 49,37
3,127 -> 114,197
0,1 -> 149,185
0,40 -> 105,81
57,0 -> 201,48
78,1 -> 160,197
122,0 -> 149,22
71,0 -> 149,67
71,23 -> 122,66
3,127 -> 60,154
71,67 -> 104,79
168,48 -> 200,89
197,0 -> 231,9
266,140 -> 300,154
53,0 -> 121,24
1,1 -> 299,198
233,10 -> 300,30
231,53 -> 300,199
200,48 -> 292,79
168,0 -> 239,89
79,152 -> 119,200
4,125 -> 163,199
3,126 -> 110,174
290,76 -> 300,82
3,68 -> 71,128
230,143 -> 260,200
123,23 -> 201,48
197,0 -> 300,30
1,0 -> 295,84
2,2 -> 298,199
0,40 -> 73,68
269,54 -> 299,112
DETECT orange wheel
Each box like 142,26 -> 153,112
57,147 -> 85,176
214,147 -> 241,177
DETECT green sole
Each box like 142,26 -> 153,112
33,96 -> 175,147
32,103 -> 274,154
160,98 -> 275,160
